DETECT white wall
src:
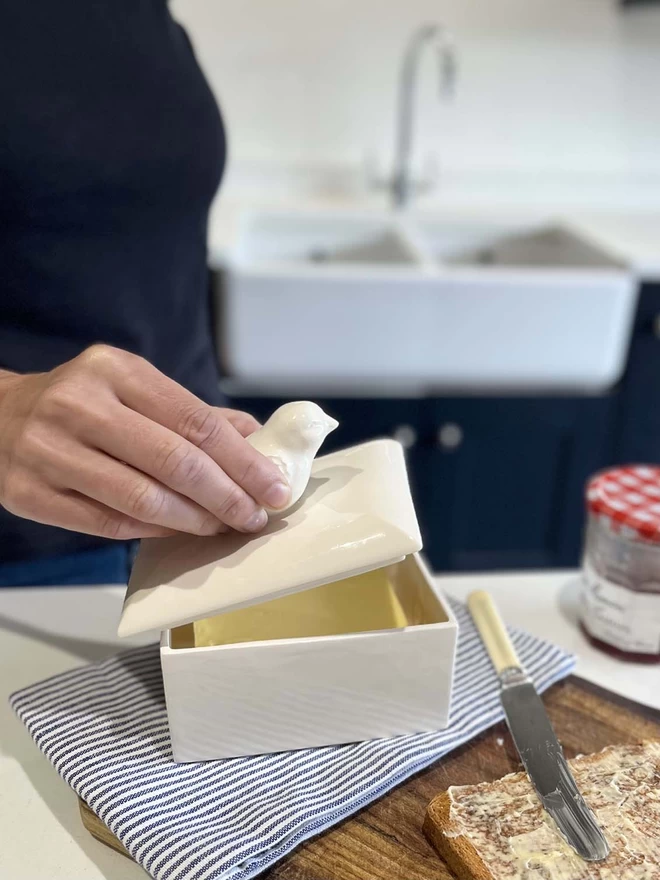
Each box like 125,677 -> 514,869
171,0 -> 660,191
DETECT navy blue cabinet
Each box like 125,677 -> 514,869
616,282 -> 660,463
418,397 -> 616,572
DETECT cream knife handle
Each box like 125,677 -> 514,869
467,590 -> 521,674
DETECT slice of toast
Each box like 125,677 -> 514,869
424,741 -> 660,880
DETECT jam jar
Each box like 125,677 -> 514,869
580,465 -> 660,663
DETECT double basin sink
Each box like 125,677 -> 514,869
220,210 -> 637,392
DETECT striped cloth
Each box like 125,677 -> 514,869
10,600 -> 574,880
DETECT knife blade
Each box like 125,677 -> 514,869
467,590 -> 609,862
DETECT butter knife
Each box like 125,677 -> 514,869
467,590 -> 609,862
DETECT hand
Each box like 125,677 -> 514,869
0,345 -> 290,540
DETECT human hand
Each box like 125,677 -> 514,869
0,345 -> 290,540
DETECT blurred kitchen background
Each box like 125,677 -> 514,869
172,0 -> 660,573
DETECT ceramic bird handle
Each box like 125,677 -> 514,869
247,401 -> 339,514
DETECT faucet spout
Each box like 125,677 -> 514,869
392,23 -> 456,211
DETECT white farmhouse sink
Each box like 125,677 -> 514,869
221,210 -> 637,392
232,211 -> 423,267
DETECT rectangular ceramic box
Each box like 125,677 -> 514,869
161,554 -> 457,761
120,439 -> 458,762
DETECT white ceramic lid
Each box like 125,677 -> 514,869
118,439 -> 422,637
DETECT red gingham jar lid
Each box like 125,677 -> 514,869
587,465 -> 660,542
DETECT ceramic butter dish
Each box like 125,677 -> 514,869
119,438 -> 458,761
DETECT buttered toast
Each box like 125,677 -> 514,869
424,741 -> 660,880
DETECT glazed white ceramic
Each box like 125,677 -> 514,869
222,210 -> 636,392
246,401 -> 338,514
118,439 -> 422,638
118,437 -> 455,761
161,554 -> 458,761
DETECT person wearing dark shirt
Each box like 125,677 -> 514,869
0,1 -> 290,585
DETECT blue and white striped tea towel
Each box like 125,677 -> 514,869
11,599 -> 574,880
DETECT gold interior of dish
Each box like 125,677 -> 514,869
170,556 -> 447,649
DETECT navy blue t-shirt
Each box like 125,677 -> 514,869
0,0 -> 226,562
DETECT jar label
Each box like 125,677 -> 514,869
581,560 -> 660,655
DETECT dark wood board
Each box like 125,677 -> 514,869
79,676 -> 660,878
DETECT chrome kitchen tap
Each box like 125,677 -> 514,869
389,23 -> 457,210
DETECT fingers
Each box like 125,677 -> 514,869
115,360 -> 290,511
176,414 -> 289,511
218,408 -> 261,438
82,402 -> 271,533
51,446 -> 227,537
4,476 -> 176,540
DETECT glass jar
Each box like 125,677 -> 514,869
580,466 -> 660,663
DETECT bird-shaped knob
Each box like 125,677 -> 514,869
247,401 -> 339,515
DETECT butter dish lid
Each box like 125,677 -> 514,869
118,439 -> 422,637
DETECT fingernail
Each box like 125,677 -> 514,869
244,508 -> 268,532
263,481 -> 291,510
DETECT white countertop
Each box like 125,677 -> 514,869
1,571 -> 657,879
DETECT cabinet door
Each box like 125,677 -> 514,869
422,397 -> 616,572
616,282 -> 660,462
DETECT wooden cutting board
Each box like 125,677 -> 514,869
79,677 -> 660,879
